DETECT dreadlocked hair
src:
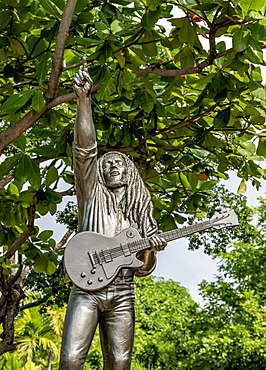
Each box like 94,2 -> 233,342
98,151 -> 157,237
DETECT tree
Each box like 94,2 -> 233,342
1,0 -> 266,355
180,197 -> 266,369
0,297 -> 63,369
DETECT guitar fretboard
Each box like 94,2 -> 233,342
92,219 -> 213,264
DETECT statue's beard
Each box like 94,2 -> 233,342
105,178 -> 127,189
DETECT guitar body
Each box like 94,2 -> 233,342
64,228 -> 144,291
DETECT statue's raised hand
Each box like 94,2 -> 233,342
73,58 -> 93,97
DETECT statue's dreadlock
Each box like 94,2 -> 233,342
98,152 -> 157,238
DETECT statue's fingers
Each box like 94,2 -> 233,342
78,70 -> 85,80
83,81 -> 91,91
149,237 -> 155,248
72,84 -> 79,92
83,71 -> 93,84
81,57 -> 88,71
73,77 -> 82,86
160,237 -> 167,247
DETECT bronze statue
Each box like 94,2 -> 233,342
59,60 -> 167,370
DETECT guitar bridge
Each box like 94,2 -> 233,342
88,252 -> 97,269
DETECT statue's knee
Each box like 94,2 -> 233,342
104,356 -> 131,370
59,352 -> 84,370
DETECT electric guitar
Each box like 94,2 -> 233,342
64,210 -> 239,291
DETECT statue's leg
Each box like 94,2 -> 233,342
99,283 -> 135,370
59,286 -> 99,370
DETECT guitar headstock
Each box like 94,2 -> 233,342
210,210 -> 239,230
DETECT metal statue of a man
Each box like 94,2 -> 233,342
59,61 -> 167,370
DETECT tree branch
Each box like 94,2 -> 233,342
19,300 -> 45,312
145,104 -> 219,139
59,186 -> 75,196
45,0 -> 78,100
54,229 -> 74,251
4,198 -> 37,260
0,170 -> 15,190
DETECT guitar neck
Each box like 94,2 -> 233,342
128,219 -> 212,254
159,219 -> 212,242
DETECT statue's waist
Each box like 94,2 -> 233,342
112,269 -> 134,284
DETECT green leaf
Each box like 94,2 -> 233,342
175,47 -> 194,68
178,18 -> 197,47
238,142 -> 256,156
147,0 -> 161,10
32,90 -> 46,112
96,70 -> 119,101
233,27 -> 249,52
159,214 -> 176,231
211,72 -> 227,92
8,183 -> 19,197
46,260 -> 57,275
31,145 -> 56,157
0,154 -> 22,179
39,0 -> 62,16
30,128 -> 60,139
249,81 -> 266,100
95,21 -> 110,35
15,154 -> 32,184
13,134 -> 26,152
110,20 -> 124,34
240,0 -> 265,15
39,230 -> 53,241
241,45 -> 263,64
257,137 -> 266,156
141,7 -> 161,30
74,0 -> 88,13
46,166 -> 58,187
8,37 -> 28,55
180,173 -> 192,190
36,52 -> 51,84
199,180 -> 219,191
213,107 -> 231,128
237,179 -> 247,194
45,188 -> 62,204
75,36 -> 101,46
2,90 -> 34,113
15,154 -> 41,189
153,197 -> 168,211
34,254 -> 48,273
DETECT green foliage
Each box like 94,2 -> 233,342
133,276 -> 198,369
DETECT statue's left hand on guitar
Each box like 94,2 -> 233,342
149,235 -> 167,251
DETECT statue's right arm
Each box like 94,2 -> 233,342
73,66 -> 96,148
72,65 -> 98,225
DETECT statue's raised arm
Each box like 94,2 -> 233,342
73,58 -> 96,148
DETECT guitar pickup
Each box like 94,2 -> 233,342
103,248 -> 113,263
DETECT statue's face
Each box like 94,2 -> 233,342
102,154 -> 127,188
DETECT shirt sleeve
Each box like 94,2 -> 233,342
73,143 -> 98,218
